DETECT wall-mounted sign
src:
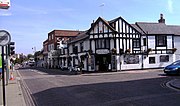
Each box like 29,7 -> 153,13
96,49 -> 109,54
0,30 -> 11,46
124,55 -> 139,64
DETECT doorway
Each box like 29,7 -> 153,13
95,54 -> 111,71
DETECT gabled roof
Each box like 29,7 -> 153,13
87,17 -> 116,34
167,25 -> 180,35
109,16 -> 142,35
136,22 -> 173,34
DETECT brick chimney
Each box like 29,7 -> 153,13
158,14 -> 165,23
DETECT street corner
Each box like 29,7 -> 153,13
166,79 -> 180,91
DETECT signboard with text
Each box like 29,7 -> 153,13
0,0 -> 10,9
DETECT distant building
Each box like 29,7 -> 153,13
43,30 -> 82,68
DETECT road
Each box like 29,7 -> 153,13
17,68 -> 180,106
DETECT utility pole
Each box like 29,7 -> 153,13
1,46 -> 6,105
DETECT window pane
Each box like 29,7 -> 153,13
149,57 -> 155,64
98,39 -> 101,48
157,36 -> 166,46
102,39 -> 105,48
160,55 -> 169,62
143,38 -> 146,46
106,39 -> 109,48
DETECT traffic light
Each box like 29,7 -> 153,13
8,42 -> 15,56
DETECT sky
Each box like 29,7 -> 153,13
0,0 -> 180,55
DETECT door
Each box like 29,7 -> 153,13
96,54 -> 111,71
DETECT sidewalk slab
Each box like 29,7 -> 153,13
0,71 -> 26,106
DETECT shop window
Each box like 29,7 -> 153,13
149,57 -> 155,64
160,55 -> 169,62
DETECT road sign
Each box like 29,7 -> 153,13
0,30 -> 11,46
0,0 -> 10,9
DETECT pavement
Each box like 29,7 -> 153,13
0,70 -> 26,106
0,68 -> 180,106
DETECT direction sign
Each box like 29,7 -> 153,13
0,30 -> 11,46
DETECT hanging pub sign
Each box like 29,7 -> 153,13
0,0 -> 10,9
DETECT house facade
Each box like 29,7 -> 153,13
42,30 -> 81,68
42,14 -> 180,72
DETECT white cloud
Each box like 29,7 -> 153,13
168,0 -> 173,13
15,5 -> 48,15
0,10 -> 12,16
0,13 -> 12,16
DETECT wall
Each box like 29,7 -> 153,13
143,54 -> 174,68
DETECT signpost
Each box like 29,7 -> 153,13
0,30 -> 11,106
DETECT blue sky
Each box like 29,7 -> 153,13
0,0 -> 179,55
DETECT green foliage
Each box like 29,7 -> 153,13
27,54 -> 34,59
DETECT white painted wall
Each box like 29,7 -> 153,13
174,36 -> 180,54
143,54 -> 174,68
120,55 -> 142,70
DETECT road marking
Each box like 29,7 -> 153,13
166,80 -> 180,92
30,69 -> 47,75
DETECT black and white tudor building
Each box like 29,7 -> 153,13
57,14 -> 180,72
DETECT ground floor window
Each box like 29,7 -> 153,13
149,57 -> 155,64
160,55 -> 169,62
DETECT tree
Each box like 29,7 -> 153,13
27,54 -> 34,59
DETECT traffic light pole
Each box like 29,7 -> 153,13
6,45 -> 9,85
1,46 -> 6,106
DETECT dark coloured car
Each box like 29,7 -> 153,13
164,60 -> 180,75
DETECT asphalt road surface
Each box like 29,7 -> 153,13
18,68 -> 180,106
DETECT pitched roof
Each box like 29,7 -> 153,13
49,30 -> 81,37
68,31 -> 89,44
136,22 -> 173,34
131,24 -> 145,34
167,25 -> 180,35
87,17 -> 116,34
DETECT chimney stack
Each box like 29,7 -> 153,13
158,14 -> 165,23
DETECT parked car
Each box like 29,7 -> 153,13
164,60 -> 180,75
